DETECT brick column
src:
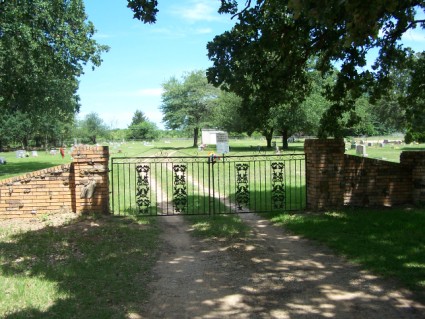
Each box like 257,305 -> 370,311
400,151 -> 425,205
304,139 -> 345,210
72,146 -> 110,214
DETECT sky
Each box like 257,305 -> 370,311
77,1 -> 425,130
78,0 -> 237,129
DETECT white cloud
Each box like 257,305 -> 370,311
171,0 -> 220,23
195,27 -> 213,34
135,88 -> 164,97
144,110 -> 164,128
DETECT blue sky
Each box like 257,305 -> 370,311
78,0 -> 236,129
78,1 -> 425,130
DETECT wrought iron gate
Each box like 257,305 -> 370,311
110,154 -> 305,216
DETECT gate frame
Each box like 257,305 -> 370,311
110,153 -> 306,216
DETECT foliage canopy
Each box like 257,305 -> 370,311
127,0 -> 425,138
0,0 -> 108,117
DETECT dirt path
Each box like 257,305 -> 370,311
141,214 -> 425,319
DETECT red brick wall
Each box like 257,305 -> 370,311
0,146 -> 109,219
304,139 -> 345,210
401,151 -> 425,204
305,139 -> 425,210
343,155 -> 412,207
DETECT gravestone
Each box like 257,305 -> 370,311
216,132 -> 229,154
356,144 -> 368,157
16,150 -> 25,158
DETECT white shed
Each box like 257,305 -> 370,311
201,129 -> 227,145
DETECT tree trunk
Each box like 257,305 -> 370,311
193,127 -> 199,148
281,128 -> 289,150
263,128 -> 274,148
22,136 -> 28,149
35,136 -> 42,147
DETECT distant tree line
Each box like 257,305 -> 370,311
1,0 -> 424,151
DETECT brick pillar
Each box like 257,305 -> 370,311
400,151 -> 425,205
72,146 -> 110,214
304,139 -> 345,210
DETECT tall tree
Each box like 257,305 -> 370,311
127,121 -> 160,140
161,70 -> 220,147
77,113 -> 109,144
404,53 -> 425,142
127,1 -> 425,137
130,110 -> 148,126
210,90 -> 248,134
0,0 -> 108,117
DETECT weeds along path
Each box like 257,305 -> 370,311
141,214 -> 425,319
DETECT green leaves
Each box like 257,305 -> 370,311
0,0 -> 108,117
127,0 -> 159,24
161,70 -> 219,131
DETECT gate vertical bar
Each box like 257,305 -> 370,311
111,158 -> 115,214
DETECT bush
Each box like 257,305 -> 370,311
404,130 -> 425,144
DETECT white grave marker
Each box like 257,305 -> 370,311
356,144 -> 368,157
216,132 -> 229,154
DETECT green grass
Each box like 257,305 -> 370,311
0,150 -> 71,180
344,141 -> 425,162
2,136 -> 424,181
185,214 -> 251,239
268,208 -> 425,302
0,214 -> 161,318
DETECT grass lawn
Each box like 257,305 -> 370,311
0,150 -> 71,181
345,142 -> 425,162
3,136 -> 423,182
0,214 -> 160,318
267,208 -> 425,302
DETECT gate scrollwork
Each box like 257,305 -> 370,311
136,165 -> 151,212
271,162 -> 285,209
235,163 -> 250,210
173,164 -> 187,213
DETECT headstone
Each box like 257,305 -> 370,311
350,142 -> 356,149
16,150 -> 25,158
0,157 -> 6,164
216,132 -> 229,154
356,144 -> 368,157
379,142 -> 385,148
32,151 -> 38,157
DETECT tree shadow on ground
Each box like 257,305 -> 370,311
0,215 -> 161,318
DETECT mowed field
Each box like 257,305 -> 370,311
1,136 -> 424,181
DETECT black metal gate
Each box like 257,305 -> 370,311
110,154 -> 305,216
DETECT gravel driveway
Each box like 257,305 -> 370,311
140,214 -> 425,319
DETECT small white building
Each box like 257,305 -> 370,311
201,129 -> 227,145
201,129 -> 229,153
